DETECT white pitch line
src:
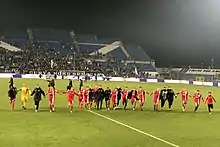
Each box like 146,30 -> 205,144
87,110 -> 180,147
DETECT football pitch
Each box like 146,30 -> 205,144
0,79 -> 220,147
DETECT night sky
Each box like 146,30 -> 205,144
1,0 -> 220,67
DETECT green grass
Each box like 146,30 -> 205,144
0,79 -> 220,147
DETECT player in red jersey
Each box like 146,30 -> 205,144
193,90 -> 204,112
78,88 -> 84,110
111,88 -> 118,110
83,87 -> 89,109
138,87 -> 146,111
122,87 -> 128,109
131,89 -> 137,111
47,86 -> 61,112
205,92 -> 216,114
62,87 -> 76,113
150,88 -> 160,111
177,88 -> 190,112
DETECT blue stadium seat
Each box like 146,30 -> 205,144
125,44 -> 151,61
106,47 -> 127,59
78,44 -> 104,54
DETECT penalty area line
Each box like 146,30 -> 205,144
87,110 -> 180,147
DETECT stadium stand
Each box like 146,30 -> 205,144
125,43 -> 151,61
185,68 -> 220,75
0,41 -> 22,52
0,30 -> 27,51
180,73 -> 213,81
105,47 -> 128,59
78,43 -> 105,54
134,63 -> 157,72
177,67 -> 220,81
0,28 -> 157,77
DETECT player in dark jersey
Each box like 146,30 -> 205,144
8,86 -> 18,111
160,87 -> 167,110
117,87 -> 122,108
79,79 -> 83,90
9,77 -> 14,88
31,85 -> 46,112
166,87 -> 176,110
88,87 -> 94,109
47,79 -> 55,88
104,87 -> 111,110
67,79 -> 73,90
96,85 -> 105,110
93,85 -> 98,108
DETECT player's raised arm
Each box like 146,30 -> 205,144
62,91 -> 68,94
213,96 -> 216,103
28,88 -> 31,95
176,92 -> 180,95
145,90 -> 149,95
40,88 -> 46,98
46,88 -> 50,96
30,88 -> 36,96
192,93 -> 196,99
56,90 -> 62,95
75,92 -> 79,96
201,96 -> 205,103
188,93 -> 192,98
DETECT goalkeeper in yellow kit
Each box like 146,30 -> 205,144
19,84 -> 31,109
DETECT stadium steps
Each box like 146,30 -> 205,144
0,41 -> 22,52
89,41 -> 122,55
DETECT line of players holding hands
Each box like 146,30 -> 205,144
8,79 -> 216,114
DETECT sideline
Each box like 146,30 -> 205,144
87,110 -> 180,147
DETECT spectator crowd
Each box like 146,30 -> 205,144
0,42 -> 146,78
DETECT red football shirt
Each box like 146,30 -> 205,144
47,87 -> 56,99
111,90 -> 117,98
78,90 -> 83,99
83,90 -> 89,98
181,90 -> 189,101
206,95 -> 215,104
122,89 -> 128,99
153,90 -> 160,99
67,89 -> 75,100
138,90 -> 145,99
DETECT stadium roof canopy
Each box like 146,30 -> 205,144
0,41 -> 22,52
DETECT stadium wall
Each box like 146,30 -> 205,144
1,73 -> 219,87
